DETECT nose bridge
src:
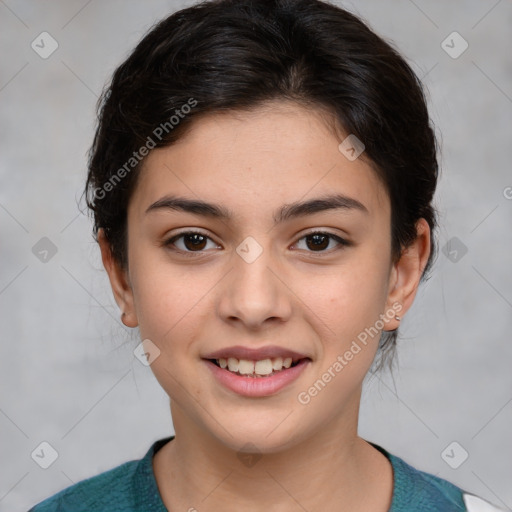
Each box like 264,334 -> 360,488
218,235 -> 292,327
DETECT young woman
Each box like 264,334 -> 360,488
29,0 -> 507,510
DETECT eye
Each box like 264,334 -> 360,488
293,231 -> 350,253
163,230 -> 350,256
164,231 -> 220,254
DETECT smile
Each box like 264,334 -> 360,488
210,356 -> 302,377
203,357 -> 311,397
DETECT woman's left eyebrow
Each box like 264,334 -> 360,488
145,193 -> 369,224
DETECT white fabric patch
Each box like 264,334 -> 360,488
463,493 -> 509,512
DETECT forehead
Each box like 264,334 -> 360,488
129,102 -> 389,224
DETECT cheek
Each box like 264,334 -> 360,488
129,260 -> 211,404
304,257 -> 390,337
129,250 -> 211,345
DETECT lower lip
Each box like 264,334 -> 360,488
203,359 -> 310,398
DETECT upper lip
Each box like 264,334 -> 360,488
203,345 -> 310,362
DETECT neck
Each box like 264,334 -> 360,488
153,394 -> 394,511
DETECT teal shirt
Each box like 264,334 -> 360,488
28,436 -> 497,511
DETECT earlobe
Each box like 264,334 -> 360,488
384,218 -> 431,329
98,228 -> 138,328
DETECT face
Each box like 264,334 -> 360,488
100,101 -> 429,454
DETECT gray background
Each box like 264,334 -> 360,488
1,0 -> 511,510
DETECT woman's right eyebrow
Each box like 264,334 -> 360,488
145,193 -> 369,225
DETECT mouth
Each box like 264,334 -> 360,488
201,345 -> 312,396
206,356 -> 308,378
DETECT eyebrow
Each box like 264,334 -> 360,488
145,193 -> 369,224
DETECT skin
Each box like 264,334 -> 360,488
99,101 -> 430,511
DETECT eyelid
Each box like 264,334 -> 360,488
166,228 -> 213,240
299,227 -> 350,241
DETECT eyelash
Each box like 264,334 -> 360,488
163,230 -> 351,257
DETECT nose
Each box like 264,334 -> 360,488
216,240 -> 293,330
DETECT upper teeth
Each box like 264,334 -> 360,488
217,357 -> 293,375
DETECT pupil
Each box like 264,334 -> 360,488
307,234 -> 328,251
185,233 -> 206,251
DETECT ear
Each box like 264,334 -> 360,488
98,228 -> 138,328
383,218 -> 431,331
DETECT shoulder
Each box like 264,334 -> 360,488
375,445 -> 508,512
387,449 -> 466,511
28,459 -> 140,512
28,438 -> 171,512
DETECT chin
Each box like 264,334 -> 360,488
203,413 -> 312,456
